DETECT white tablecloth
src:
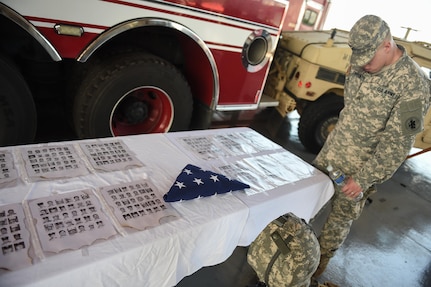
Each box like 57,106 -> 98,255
0,128 -> 333,287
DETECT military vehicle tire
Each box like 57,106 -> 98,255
73,52 -> 193,139
0,55 -> 37,146
298,94 -> 344,154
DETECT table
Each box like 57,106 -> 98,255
0,127 -> 333,287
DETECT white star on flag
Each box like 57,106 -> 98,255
193,178 -> 204,185
183,168 -> 192,175
174,181 -> 186,189
210,175 -> 219,182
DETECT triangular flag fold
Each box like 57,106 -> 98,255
163,164 -> 250,202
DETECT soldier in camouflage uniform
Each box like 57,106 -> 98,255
312,15 -> 431,280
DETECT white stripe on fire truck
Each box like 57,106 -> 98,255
13,0 -> 280,53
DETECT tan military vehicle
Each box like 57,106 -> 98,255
264,29 -> 431,155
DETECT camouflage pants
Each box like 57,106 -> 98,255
318,185 -> 376,260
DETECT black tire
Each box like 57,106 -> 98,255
0,55 -> 37,146
298,94 -> 344,154
73,52 -> 193,139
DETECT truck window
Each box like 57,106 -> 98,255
301,9 -> 318,27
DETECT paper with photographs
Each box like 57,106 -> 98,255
99,180 -> 179,231
169,129 -> 282,162
235,130 -> 281,152
267,151 -> 315,180
213,151 -> 315,196
215,161 -> 276,195
20,144 -> 89,181
0,203 -> 32,271
212,133 -> 260,156
174,135 -> 231,161
0,150 -> 19,188
79,139 -> 143,172
28,189 -> 117,253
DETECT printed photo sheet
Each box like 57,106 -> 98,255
28,189 -> 118,253
212,133 -> 260,155
214,152 -> 315,196
79,139 -> 143,172
172,130 -> 281,161
0,203 -> 32,271
234,130 -> 281,152
175,135 -> 231,161
268,151 -> 315,180
99,180 -> 179,231
0,150 -> 19,188
215,161 -> 275,195
20,144 -> 89,181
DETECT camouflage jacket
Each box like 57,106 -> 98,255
314,45 -> 431,191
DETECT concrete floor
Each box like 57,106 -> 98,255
175,109 -> 431,287
35,106 -> 431,287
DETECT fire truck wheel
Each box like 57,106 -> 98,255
73,52 -> 193,138
298,94 -> 344,154
0,55 -> 37,146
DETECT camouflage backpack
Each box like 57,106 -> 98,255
247,212 -> 320,287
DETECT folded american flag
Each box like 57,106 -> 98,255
163,164 -> 250,202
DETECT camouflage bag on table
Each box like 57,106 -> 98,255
247,212 -> 320,287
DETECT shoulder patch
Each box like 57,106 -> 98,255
400,99 -> 423,135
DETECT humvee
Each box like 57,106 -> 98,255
264,29 -> 431,155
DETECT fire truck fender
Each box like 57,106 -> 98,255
76,18 -> 219,112
0,3 -> 61,61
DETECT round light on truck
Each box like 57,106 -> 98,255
242,29 -> 272,72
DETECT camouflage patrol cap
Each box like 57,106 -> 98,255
348,15 -> 390,67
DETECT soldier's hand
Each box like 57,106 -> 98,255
341,177 -> 363,199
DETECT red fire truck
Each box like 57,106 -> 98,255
0,0 -> 292,146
